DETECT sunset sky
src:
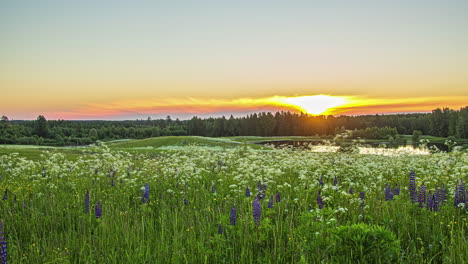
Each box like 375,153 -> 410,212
1,1 -> 468,120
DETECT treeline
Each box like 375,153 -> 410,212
0,107 -> 467,146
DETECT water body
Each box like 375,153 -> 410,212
254,140 -> 463,152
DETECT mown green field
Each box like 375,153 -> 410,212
0,138 -> 467,263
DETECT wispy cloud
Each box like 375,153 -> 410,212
39,95 -> 468,120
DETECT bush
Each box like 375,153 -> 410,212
337,143 -> 360,154
332,223 -> 400,263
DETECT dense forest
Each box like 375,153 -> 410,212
0,107 -> 467,146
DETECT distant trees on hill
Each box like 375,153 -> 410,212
0,106 -> 467,146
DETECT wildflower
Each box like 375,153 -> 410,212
319,177 -> 324,186
268,195 -> 274,208
409,171 -> 417,203
230,206 -> 237,225
253,198 -> 261,225
333,176 -> 338,186
184,198 -> 189,205
440,185 -> 447,203
393,184 -> 400,196
349,187 -> 354,195
359,192 -> 365,200
275,191 -> 281,202
419,184 -> 426,208
427,191 -> 435,211
454,180 -> 465,207
218,224 -> 223,234
84,190 -> 90,213
2,189 -> 7,201
111,179 -> 115,187
0,220 -> 7,264
385,184 -> 394,201
95,201 -> 102,219
142,183 -> 150,204
257,180 -> 262,191
317,190 -> 324,209
245,186 -> 251,197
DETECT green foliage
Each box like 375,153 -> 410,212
332,223 -> 400,263
337,142 -> 360,153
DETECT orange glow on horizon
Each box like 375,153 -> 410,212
17,95 -> 465,120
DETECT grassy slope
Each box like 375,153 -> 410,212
107,136 -> 266,150
0,145 -> 85,160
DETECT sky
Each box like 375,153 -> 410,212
1,0 -> 468,120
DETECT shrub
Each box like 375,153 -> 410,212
332,223 -> 400,263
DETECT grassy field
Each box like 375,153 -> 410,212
0,138 -> 466,263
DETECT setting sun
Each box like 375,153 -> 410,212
281,95 -> 349,115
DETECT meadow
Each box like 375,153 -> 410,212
0,139 -> 466,263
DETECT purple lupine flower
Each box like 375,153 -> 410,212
211,184 -> 216,193
257,180 -> 262,191
393,184 -> 400,196
427,191 -> 436,211
218,224 -> 223,234
441,185 -> 447,203
2,189 -> 7,200
95,201 -> 102,219
454,180 -> 465,207
253,198 -> 261,225
184,198 -> 189,205
385,184 -> 394,201
268,195 -> 274,208
359,192 -> 365,200
230,206 -> 237,225
409,171 -> 417,202
432,188 -> 440,211
317,190 -> 324,209
319,177 -> 324,186
245,186 -> 251,197
275,191 -> 281,202
142,183 -> 150,204
84,190 -> 90,213
0,220 -> 7,264
349,187 -> 354,195
333,176 -> 338,186
111,179 -> 115,187
418,184 -> 426,208
262,184 -> 267,190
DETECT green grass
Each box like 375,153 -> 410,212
0,145 -> 85,161
107,136 -> 267,150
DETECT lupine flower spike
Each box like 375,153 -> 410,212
142,183 -> 150,204
95,201 -> 102,219
409,171 -> 417,203
393,184 -> 400,196
385,184 -> 394,201
317,190 -> 324,209
245,186 -> 251,197
0,220 -> 7,264
253,198 -> 261,225
230,206 -> 237,225
419,184 -> 426,208
268,195 -> 274,208
275,191 -> 281,203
